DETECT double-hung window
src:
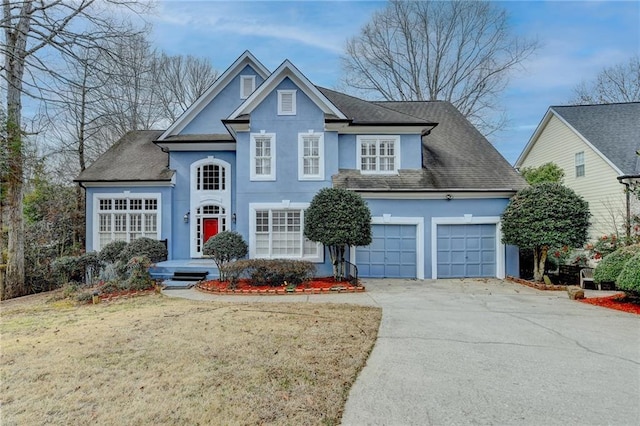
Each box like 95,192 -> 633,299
298,131 -> 324,180
250,132 -> 276,180
357,135 -> 400,174
251,203 -> 322,262
95,194 -> 160,251
575,151 -> 585,177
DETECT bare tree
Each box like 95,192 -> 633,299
0,0 -> 150,299
341,0 -> 538,134
570,55 -> 640,104
153,53 -> 219,122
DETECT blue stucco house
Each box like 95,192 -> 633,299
76,51 -> 526,280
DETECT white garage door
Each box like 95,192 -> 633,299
356,224 -> 417,278
437,224 -> 496,278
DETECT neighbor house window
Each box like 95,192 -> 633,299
357,135 -> 400,174
298,131 -> 324,180
250,132 -> 276,180
95,194 -> 160,250
277,90 -> 296,115
575,151 -> 585,177
240,75 -> 255,99
250,203 -> 322,261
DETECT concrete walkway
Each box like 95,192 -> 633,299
164,279 -> 640,425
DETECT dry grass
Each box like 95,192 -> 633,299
0,292 -> 381,425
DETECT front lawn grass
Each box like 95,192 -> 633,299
0,292 -> 381,425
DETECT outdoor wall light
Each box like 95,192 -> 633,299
232,213 -> 237,223
183,211 -> 190,223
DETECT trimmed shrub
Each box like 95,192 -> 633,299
594,244 -> 640,284
51,256 -> 84,285
230,258 -> 316,287
99,240 -> 128,264
125,256 -> 154,290
616,252 -> 640,294
120,237 -> 167,264
203,231 -> 248,281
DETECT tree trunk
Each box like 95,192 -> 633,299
2,0 -> 31,299
532,246 -> 548,283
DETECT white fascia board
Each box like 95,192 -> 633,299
334,125 -> 431,134
228,60 -> 347,120
357,191 -> 517,200
159,51 -> 270,140
81,180 -> 175,188
155,142 -> 237,151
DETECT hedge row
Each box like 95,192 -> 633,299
221,259 -> 317,288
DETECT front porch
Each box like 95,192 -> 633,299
150,259 -> 219,281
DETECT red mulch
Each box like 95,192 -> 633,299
579,294 -> 640,315
199,277 -> 352,292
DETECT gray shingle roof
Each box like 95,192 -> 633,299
77,94 -> 525,192
317,87 -> 435,125
333,101 -> 527,191
76,130 -> 173,183
551,103 -> 640,175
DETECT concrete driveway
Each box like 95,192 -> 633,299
342,278 -> 640,426
165,278 -> 640,425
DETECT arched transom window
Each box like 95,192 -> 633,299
196,163 -> 226,191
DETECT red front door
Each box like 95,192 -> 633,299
203,218 -> 219,244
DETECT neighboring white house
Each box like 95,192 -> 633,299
516,103 -> 640,240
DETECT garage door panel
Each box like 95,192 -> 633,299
437,224 -> 497,278
356,224 -> 417,278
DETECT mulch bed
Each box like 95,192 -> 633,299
506,275 -> 568,291
197,277 -> 365,295
579,294 -> 640,315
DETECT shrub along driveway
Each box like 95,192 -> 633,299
341,278 -> 640,425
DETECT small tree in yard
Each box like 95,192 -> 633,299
501,183 -> 591,282
304,188 -> 372,281
203,231 -> 248,282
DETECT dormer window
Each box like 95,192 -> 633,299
278,90 -> 296,115
240,75 -> 255,99
357,135 -> 400,174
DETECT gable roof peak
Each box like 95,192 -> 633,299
158,50 -> 270,140
227,59 -> 347,121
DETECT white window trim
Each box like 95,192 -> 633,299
298,131 -> 324,181
575,151 -> 585,177
92,192 -> 162,252
250,132 -> 276,181
350,215 -> 424,279
189,157 -> 232,258
249,202 -> 323,262
356,135 -> 401,174
240,75 -> 255,100
430,216 -> 505,280
277,89 -> 297,115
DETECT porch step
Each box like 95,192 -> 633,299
172,271 -> 209,282
162,280 -> 195,290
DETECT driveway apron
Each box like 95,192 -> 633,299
341,278 -> 640,426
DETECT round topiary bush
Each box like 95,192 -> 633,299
203,231 -> 248,281
99,240 -> 128,264
615,252 -> 640,294
594,244 -> 640,285
120,237 -> 168,263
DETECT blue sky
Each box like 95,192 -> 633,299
150,0 -> 639,164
